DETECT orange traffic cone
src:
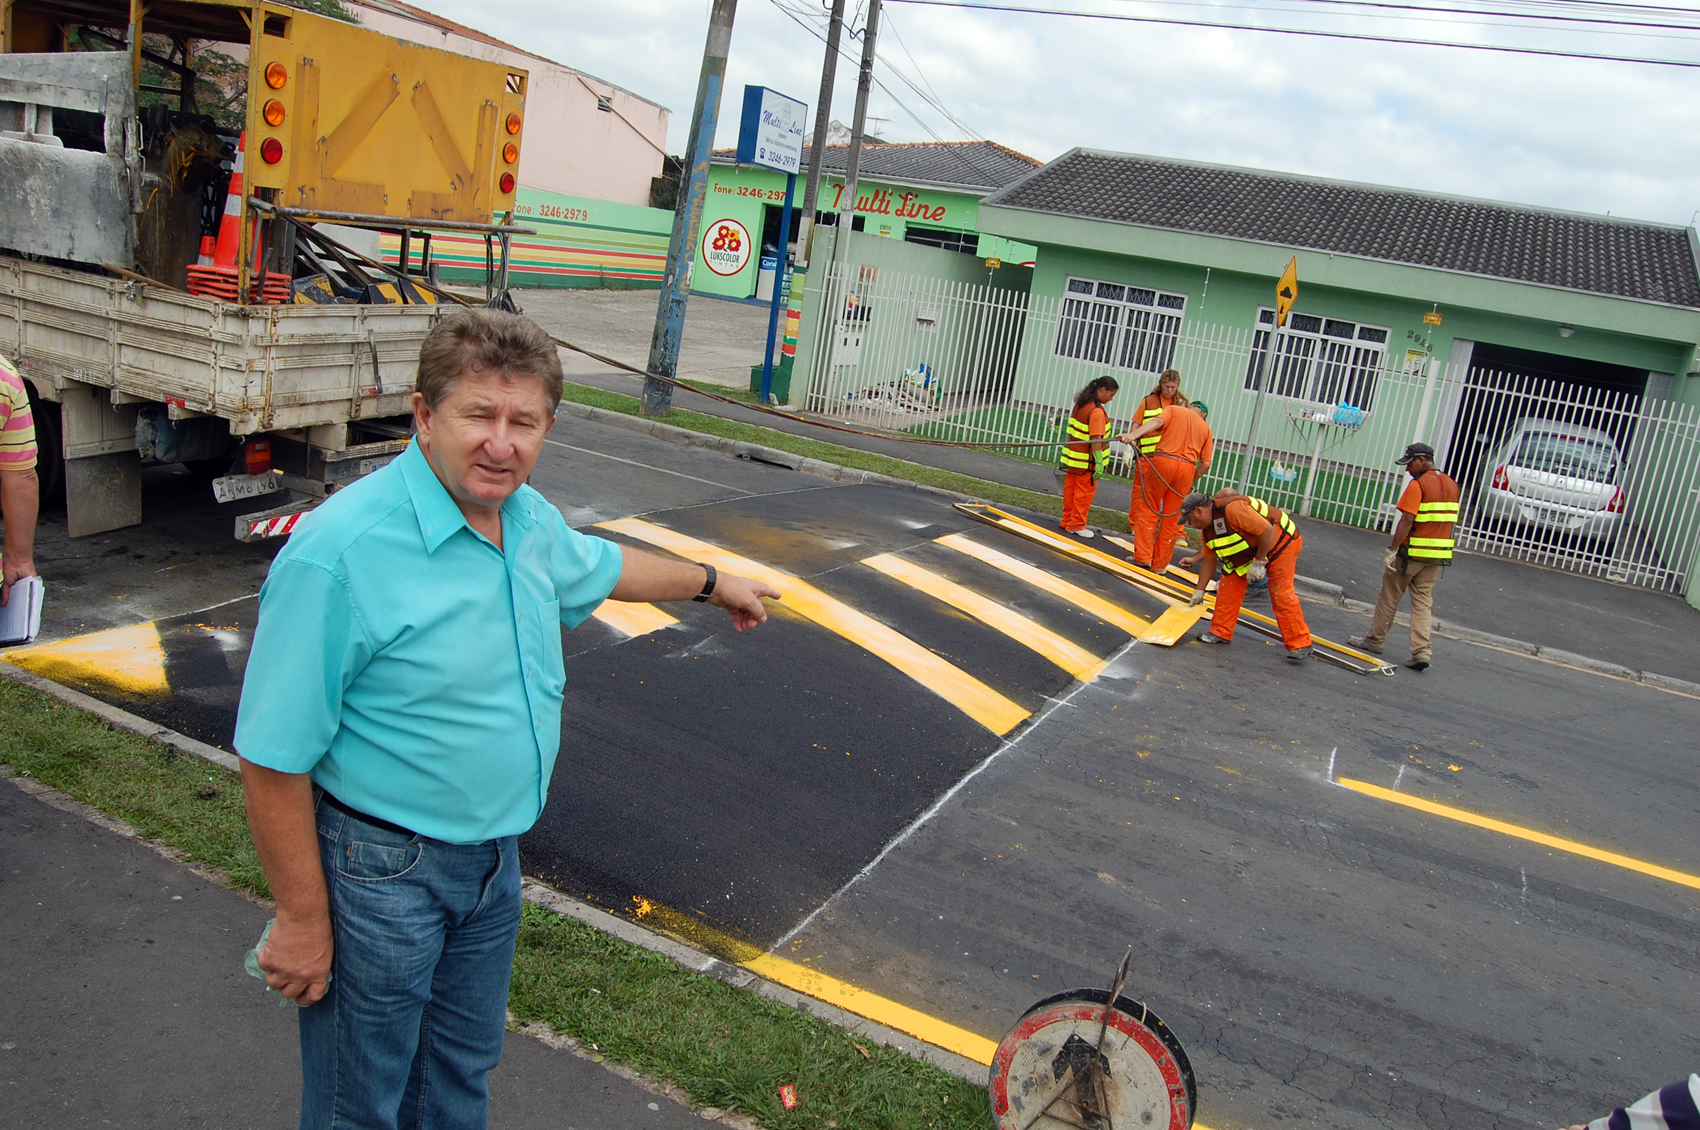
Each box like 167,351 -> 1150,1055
195,235 -> 216,266
186,134 -> 290,303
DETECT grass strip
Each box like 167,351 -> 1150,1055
0,677 -> 267,897
0,673 -> 994,1129
562,380 -> 1133,535
511,905 -> 988,1129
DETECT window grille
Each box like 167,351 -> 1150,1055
1054,276 -> 1187,373
1244,307 -> 1388,411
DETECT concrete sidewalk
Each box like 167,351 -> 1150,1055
555,359 -> 1698,682
0,774 -> 713,1130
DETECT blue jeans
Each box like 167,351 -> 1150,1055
300,794 -> 521,1130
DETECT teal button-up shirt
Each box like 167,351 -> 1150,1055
234,440 -> 623,843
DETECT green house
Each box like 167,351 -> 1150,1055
799,148 -> 1700,604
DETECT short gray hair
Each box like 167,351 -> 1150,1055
416,309 -> 563,412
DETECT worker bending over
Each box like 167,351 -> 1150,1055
1180,489 -> 1312,664
1117,398 -> 1211,572
1125,369 -> 1188,559
1057,376 -> 1119,538
1349,442 -> 1460,671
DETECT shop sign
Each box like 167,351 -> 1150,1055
701,218 -> 753,276
828,182 -> 952,223
736,86 -> 808,175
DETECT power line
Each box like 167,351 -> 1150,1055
769,0 -> 1011,186
1100,0 -> 1700,35
885,0 -> 1700,67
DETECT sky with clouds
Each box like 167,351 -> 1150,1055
410,0 -> 1699,226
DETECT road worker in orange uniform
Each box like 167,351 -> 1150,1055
1117,398 -> 1212,573
1180,489 -> 1313,664
1349,442 -> 1460,672
1057,375 -> 1120,538
1123,369 -> 1188,562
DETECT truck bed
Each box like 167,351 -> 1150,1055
0,255 -> 441,434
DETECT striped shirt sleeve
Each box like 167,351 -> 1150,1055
0,356 -> 38,473
1590,1074 -> 1700,1130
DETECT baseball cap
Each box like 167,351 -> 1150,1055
1395,442 -> 1435,465
1178,491 -> 1212,520
1190,399 -> 1210,418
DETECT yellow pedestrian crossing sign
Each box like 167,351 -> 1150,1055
1275,257 -> 1298,327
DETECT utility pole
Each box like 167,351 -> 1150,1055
642,0 -> 737,417
830,0 -> 880,268
795,0 -> 846,267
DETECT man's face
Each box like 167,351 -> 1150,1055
414,367 -> 554,513
1186,503 -> 1212,531
1406,456 -> 1432,478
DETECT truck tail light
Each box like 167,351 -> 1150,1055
260,137 -> 284,164
502,142 -> 518,164
1491,465 -> 1509,491
263,99 -> 286,126
245,440 -> 272,475
505,113 -> 522,134
265,61 -> 288,89
499,172 -> 515,193
1607,486 -> 1624,512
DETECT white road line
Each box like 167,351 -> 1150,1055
775,635 -> 1141,948
542,438 -> 749,493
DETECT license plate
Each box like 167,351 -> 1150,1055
212,471 -> 284,504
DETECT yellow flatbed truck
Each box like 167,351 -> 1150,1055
0,0 -> 528,538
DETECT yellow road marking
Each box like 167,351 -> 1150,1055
629,896 -> 1001,1064
6,622 -> 168,694
1338,776 -> 1700,892
599,518 -> 1029,735
863,553 -> 1107,680
590,601 -> 678,638
936,533 -> 1153,637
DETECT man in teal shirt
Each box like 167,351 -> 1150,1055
236,310 -> 776,1130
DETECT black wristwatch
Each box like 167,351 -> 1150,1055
693,563 -> 717,602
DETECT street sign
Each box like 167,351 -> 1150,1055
1275,256 -> 1298,327
736,85 -> 808,175
1423,309 -> 1443,325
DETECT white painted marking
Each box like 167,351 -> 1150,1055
777,635 -> 1141,948
1393,764 -> 1407,790
1327,747 -> 1337,783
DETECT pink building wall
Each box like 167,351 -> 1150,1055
348,0 -> 671,208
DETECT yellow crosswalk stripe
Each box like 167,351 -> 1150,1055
935,533 -> 1153,637
590,601 -> 678,637
863,553 -> 1107,681
598,519 -> 1030,735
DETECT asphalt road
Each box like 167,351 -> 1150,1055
10,411 -> 1698,1130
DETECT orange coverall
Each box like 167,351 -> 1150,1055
1060,402 -> 1109,532
1130,404 -> 1213,570
1206,498 -> 1312,650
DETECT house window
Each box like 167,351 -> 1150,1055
1054,277 -> 1186,373
1244,307 -> 1388,410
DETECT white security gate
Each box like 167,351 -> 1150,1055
798,262 -> 1700,594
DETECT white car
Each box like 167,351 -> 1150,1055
1471,420 -> 1625,545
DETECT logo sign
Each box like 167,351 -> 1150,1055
736,85 -> 808,175
701,218 -> 752,276
1423,310 -> 1443,325
1275,256 -> 1299,327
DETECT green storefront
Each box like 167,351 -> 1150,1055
699,141 -> 1042,300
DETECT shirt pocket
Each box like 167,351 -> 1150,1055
533,598 -> 565,700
